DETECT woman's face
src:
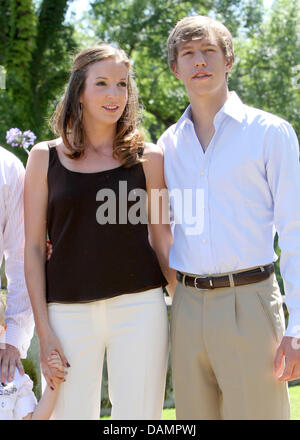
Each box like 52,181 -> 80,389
80,57 -> 129,128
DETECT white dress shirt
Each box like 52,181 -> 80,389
0,369 -> 37,420
158,91 -> 300,338
0,147 -> 34,357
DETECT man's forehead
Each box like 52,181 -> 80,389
178,34 -> 219,50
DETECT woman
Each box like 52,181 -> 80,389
24,44 -> 175,420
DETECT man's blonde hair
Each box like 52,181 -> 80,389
167,15 -> 234,69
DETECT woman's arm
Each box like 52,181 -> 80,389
142,143 -> 177,298
24,143 -> 68,388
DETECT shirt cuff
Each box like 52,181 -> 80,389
5,324 -> 33,358
284,311 -> 300,339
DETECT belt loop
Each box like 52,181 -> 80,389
228,273 -> 235,288
182,273 -> 186,287
260,266 -> 265,272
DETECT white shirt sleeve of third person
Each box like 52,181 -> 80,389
265,121 -> 300,338
2,153 -> 34,357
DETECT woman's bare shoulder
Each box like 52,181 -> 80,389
30,138 -> 61,153
143,142 -> 164,159
27,138 -> 59,172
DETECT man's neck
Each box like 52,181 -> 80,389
189,88 -> 230,151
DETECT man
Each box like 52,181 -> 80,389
0,146 -> 34,385
158,15 -> 300,419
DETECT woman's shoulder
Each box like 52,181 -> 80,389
30,138 -> 61,154
26,140 -> 57,175
142,142 -> 164,163
141,143 -> 165,186
27,138 -> 61,168
143,142 -> 163,156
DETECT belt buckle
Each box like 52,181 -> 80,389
194,275 -> 214,290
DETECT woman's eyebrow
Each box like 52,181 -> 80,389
95,76 -> 127,80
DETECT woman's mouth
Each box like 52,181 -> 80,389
102,105 -> 120,113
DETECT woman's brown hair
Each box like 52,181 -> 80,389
51,44 -> 144,167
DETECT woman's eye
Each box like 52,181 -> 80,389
118,81 -> 127,87
183,51 -> 192,56
96,81 -> 106,86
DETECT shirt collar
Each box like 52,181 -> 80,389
175,91 -> 246,132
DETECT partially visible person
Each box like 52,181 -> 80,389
0,146 -> 34,385
158,15 -> 300,419
1,296 -> 64,419
24,44 -> 174,420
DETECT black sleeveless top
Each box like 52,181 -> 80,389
46,147 -> 167,303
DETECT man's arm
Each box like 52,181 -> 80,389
0,153 -> 34,384
265,121 -> 300,381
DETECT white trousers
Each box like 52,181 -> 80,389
45,288 -> 169,420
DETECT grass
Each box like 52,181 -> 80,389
101,384 -> 300,420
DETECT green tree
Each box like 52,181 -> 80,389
0,0 -> 78,162
231,0 -> 300,136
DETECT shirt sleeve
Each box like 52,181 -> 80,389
13,374 -> 37,420
265,121 -> 300,337
2,154 -> 34,357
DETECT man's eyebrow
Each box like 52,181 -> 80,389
178,44 -> 194,51
178,41 -> 218,50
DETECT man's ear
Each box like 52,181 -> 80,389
225,61 -> 233,74
172,62 -> 181,80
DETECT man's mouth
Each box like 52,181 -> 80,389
192,71 -> 212,79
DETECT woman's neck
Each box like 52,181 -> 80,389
83,119 -> 117,152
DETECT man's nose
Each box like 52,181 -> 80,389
194,51 -> 206,67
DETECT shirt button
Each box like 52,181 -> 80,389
200,171 -> 205,176
202,239 -> 207,244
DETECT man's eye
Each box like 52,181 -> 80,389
118,82 -> 127,87
96,81 -> 106,86
183,51 -> 192,56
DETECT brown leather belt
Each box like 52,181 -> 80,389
176,263 -> 274,290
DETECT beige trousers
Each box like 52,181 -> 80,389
171,273 -> 290,419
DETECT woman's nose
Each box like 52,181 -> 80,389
106,85 -> 118,99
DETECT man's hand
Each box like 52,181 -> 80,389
274,336 -> 300,381
0,344 -> 24,385
46,240 -> 53,261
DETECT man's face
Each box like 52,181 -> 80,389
172,34 -> 232,99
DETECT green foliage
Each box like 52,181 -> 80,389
230,0 -> 300,136
21,358 -> 39,397
0,0 -> 78,163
